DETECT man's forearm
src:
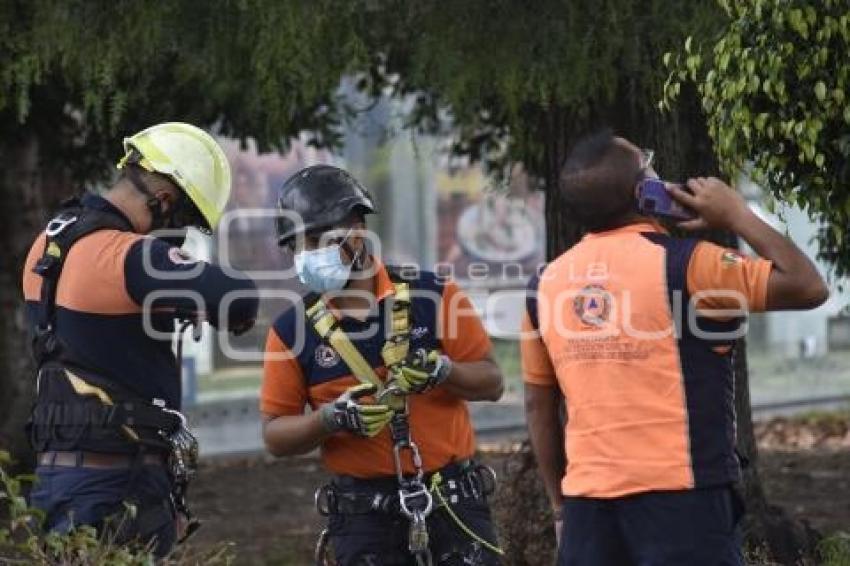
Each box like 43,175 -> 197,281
525,383 -> 566,512
262,411 -> 330,456
441,358 -> 504,401
731,209 -> 827,309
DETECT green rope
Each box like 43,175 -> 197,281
429,472 -> 505,557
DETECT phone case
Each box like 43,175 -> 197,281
637,179 -> 696,221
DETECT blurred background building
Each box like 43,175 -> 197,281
177,98 -> 850,456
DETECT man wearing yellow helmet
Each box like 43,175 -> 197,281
116,122 -> 233,238
22,122 -> 258,557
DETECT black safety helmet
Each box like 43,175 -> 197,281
276,165 -> 376,247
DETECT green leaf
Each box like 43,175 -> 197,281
815,81 -> 827,101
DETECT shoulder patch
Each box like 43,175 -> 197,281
720,250 -> 743,268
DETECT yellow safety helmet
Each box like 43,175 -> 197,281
117,122 -> 231,231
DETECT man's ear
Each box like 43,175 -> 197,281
153,184 -> 180,214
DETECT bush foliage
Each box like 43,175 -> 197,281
0,452 -> 232,565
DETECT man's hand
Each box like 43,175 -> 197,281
667,177 -> 751,232
319,383 -> 393,437
393,348 -> 453,394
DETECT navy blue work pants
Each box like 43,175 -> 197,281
558,486 -> 744,566
29,463 -> 176,557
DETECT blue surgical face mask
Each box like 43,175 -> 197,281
294,244 -> 353,294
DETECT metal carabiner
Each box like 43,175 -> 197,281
393,439 -> 426,484
393,442 -> 407,484
157,403 -> 189,429
377,384 -> 405,405
409,440 -> 424,481
314,528 -> 331,566
314,484 -> 333,517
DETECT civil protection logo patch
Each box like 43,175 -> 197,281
573,284 -> 612,327
314,344 -> 341,368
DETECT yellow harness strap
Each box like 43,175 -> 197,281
64,370 -> 140,441
306,281 -> 412,411
381,282 -> 411,367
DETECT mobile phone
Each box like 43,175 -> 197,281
637,179 -> 696,221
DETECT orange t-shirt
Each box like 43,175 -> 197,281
261,263 -> 492,478
521,223 -> 771,498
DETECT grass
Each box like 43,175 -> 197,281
819,532 -> 850,566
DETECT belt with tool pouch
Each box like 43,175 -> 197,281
317,461 -> 496,516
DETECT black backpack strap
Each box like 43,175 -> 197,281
31,198 -> 133,363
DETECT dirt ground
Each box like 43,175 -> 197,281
185,445 -> 850,565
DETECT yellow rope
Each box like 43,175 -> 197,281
429,472 -> 505,556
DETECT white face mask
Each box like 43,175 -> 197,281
294,244 -> 352,294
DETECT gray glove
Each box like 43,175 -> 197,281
319,383 -> 393,437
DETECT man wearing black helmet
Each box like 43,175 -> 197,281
261,165 -> 505,565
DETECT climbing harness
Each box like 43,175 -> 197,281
29,197 -> 201,542
313,462 -> 503,564
307,272 -> 501,565
308,276 -> 435,564
429,470 -> 504,557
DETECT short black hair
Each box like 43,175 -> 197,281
559,129 -> 641,232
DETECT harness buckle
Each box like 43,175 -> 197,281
45,213 -> 79,237
398,482 -> 433,520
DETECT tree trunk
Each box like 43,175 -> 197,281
0,134 -> 70,471
734,339 -> 820,564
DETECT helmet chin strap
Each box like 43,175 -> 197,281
126,165 -> 169,231
339,242 -> 365,282
338,229 -> 367,273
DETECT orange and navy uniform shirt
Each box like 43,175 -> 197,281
22,193 -> 259,410
261,262 -> 492,479
521,222 -> 772,499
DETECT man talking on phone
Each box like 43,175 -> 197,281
522,130 -> 828,565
